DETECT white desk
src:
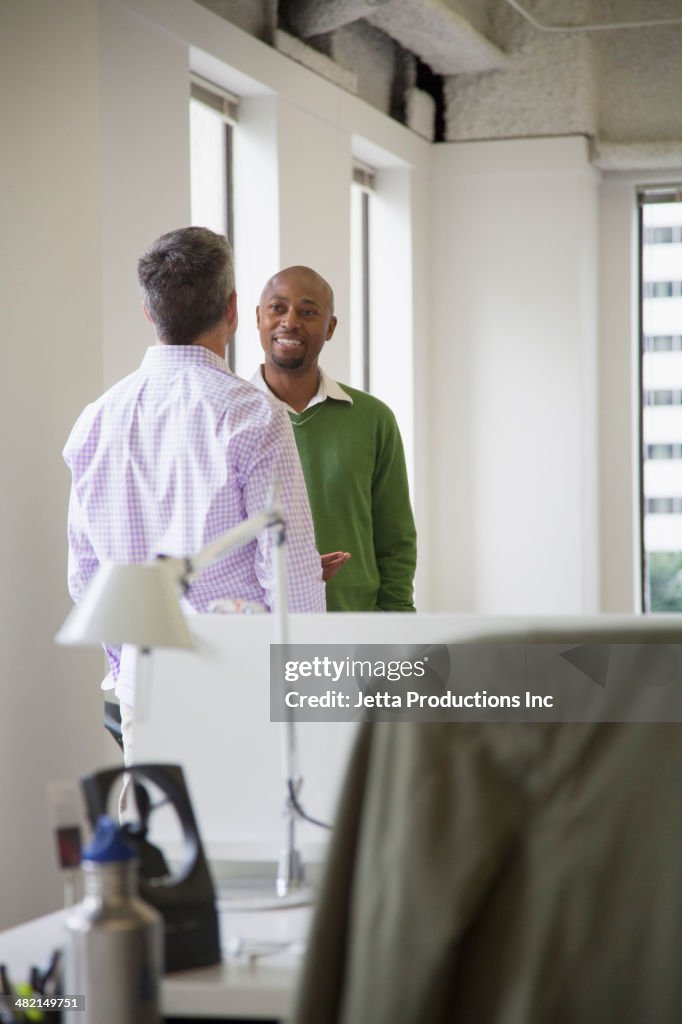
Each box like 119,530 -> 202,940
0,901 -> 307,1021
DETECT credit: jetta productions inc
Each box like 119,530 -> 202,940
284,690 -> 554,709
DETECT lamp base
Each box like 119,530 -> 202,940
216,874 -> 314,911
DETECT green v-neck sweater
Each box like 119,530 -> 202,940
288,385 -> 416,611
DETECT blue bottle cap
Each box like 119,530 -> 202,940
82,815 -> 137,863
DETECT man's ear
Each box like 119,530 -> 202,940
226,291 -> 238,335
326,315 -> 338,342
256,305 -> 261,329
142,303 -> 153,325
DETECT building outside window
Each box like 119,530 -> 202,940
189,78 -> 237,369
640,190 -> 682,611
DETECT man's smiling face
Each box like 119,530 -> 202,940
257,267 -> 337,374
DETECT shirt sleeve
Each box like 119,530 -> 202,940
372,410 -> 417,611
66,485 -> 100,604
66,479 -> 123,680
242,404 -> 326,614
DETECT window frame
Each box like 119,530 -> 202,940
189,76 -> 238,370
638,185 -> 682,612
351,163 -> 375,393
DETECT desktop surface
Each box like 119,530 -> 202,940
0,901 -> 307,1022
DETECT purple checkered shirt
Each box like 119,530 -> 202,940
63,345 -> 325,704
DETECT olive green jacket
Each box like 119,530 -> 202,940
293,720 -> 682,1024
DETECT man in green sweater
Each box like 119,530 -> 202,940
250,265 -> 416,611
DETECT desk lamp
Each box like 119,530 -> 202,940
56,483 -> 308,901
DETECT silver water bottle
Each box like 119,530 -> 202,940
65,815 -> 163,1023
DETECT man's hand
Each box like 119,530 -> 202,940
321,551 -> 351,582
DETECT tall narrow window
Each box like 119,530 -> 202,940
639,187 -> 682,611
189,77 -> 237,369
350,164 -> 374,392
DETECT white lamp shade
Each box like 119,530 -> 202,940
56,561 -> 194,649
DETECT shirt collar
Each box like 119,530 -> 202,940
141,344 -> 229,372
250,365 -> 353,413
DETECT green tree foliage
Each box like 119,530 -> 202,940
647,551 -> 682,612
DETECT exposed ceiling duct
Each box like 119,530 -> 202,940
284,0 -> 396,37
284,0 -> 508,74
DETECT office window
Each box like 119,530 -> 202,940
644,280 -> 682,299
189,77 -> 237,368
644,225 -> 682,244
646,443 -> 682,460
643,389 -> 682,406
644,335 -> 682,352
350,164 -> 374,393
639,187 -> 682,611
646,497 -> 682,515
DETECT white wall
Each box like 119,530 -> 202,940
277,100 -> 352,384
598,176 -> 641,612
429,137 -> 600,613
233,94 -> 353,382
0,0 -> 112,930
99,0 -> 191,385
409,161 -> 433,608
232,97 -> 281,377
369,168 -> 416,476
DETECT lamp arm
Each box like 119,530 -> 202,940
184,508 -> 281,580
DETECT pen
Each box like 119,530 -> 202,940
0,964 -> 20,1024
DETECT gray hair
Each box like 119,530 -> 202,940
137,226 -> 235,345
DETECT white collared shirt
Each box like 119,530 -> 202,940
250,365 -> 353,413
